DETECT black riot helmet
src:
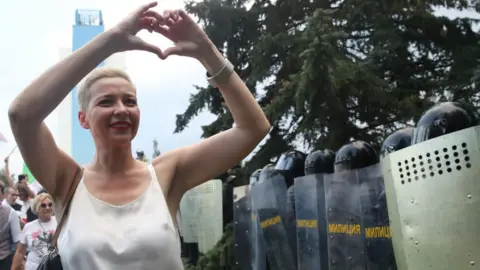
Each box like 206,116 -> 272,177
334,141 -> 378,172
275,150 -> 307,187
380,127 -> 413,158
249,169 -> 262,185
304,149 -> 335,175
412,102 -> 478,145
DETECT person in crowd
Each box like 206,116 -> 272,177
8,3 -> 269,270
0,186 -> 21,270
11,193 -> 57,270
2,188 -> 22,213
4,157 -> 37,198
26,189 -> 48,223
2,158 -> 14,188
17,185 -> 32,223
16,175 -> 37,197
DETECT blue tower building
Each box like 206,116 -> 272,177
71,10 -> 105,164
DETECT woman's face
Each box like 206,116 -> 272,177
38,197 -> 53,220
78,77 -> 140,147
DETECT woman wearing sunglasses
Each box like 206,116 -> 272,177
11,193 -> 57,270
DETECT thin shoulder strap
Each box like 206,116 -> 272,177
51,166 -> 83,250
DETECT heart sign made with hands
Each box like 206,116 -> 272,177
109,1 -> 214,60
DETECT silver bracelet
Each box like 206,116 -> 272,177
207,59 -> 234,88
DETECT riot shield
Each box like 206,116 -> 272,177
251,191 -> 267,270
233,185 -> 253,270
357,164 -> 396,270
252,174 -> 296,270
179,188 -> 199,245
324,170 -> 366,270
294,174 -> 328,270
195,179 -> 223,253
382,126 -> 480,269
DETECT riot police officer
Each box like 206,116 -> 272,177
274,151 -> 306,267
374,128 -> 415,270
222,174 -> 236,228
304,149 -> 335,175
380,127 -> 413,158
250,169 -> 262,185
252,163 -> 296,270
378,127 -> 414,210
297,149 -> 334,228
249,169 -> 267,270
412,101 -> 478,144
334,140 -> 378,172
274,150 -> 306,187
325,140 -> 378,269
381,102 -> 480,269
295,149 -> 335,270
259,163 -> 277,182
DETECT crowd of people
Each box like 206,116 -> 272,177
0,158 -> 58,270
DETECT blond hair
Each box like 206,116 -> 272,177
32,193 -> 53,215
77,67 -> 134,112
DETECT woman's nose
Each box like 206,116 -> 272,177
113,103 -> 128,116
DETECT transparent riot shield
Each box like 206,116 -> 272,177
252,174 -> 296,270
324,170 -> 366,270
195,179 -> 223,253
382,126 -> 480,270
251,190 -> 267,270
357,164 -> 397,270
179,188 -> 199,245
294,174 -> 328,270
233,185 -> 252,270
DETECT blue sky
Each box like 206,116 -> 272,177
0,0 -> 477,176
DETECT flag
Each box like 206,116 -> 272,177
0,132 -> 6,143
22,163 -> 36,184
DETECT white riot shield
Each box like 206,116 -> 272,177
195,179 -> 223,253
294,174 -> 328,270
179,180 -> 223,253
382,125 -> 480,269
179,188 -> 199,244
252,173 -> 296,270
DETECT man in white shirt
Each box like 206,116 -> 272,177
1,188 -> 22,215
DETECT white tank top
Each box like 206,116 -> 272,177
57,164 -> 184,270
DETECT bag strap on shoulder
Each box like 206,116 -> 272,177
51,166 -> 83,250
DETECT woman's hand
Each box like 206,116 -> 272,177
151,9 -> 215,60
108,2 -> 165,58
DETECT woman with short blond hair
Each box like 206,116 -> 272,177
11,193 -> 57,270
8,2 -> 269,270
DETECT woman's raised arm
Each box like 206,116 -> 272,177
8,31 -> 112,201
8,2 -> 164,202
150,10 -> 270,199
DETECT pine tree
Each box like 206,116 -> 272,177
177,0 -> 480,182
